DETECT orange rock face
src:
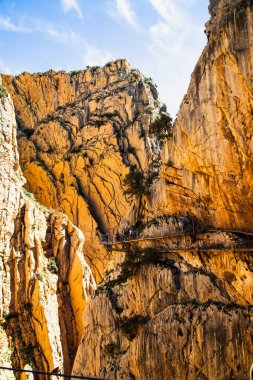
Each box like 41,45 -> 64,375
1,1 -> 253,379
152,1 -> 253,231
72,1 -> 253,379
3,60 -> 162,280
0,83 -> 95,377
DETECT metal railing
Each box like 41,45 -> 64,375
99,227 -> 253,251
0,366 -> 110,380
100,226 -> 253,244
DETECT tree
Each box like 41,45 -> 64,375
123,170 -> 146,197
149,112 -> 173,141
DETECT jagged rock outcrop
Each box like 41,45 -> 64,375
0,83 -> 95,377
2,60 -> 163,280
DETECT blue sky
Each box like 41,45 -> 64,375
0,0 -> 209,117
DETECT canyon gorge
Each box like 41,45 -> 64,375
0,0 -> 252,379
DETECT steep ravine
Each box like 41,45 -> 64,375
0,0 -> 253,379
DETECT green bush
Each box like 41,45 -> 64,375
21,187 -> 35,201
35,272 -> 43,281
4,312 -> 18,321
47,258 -> 58,274
123,164 -> 160,198
123,170 -> 147,197
94,249 -> 179,298
0,84 -> 8,98
149,113 -> 173,141
104,343 -> 118,356
120,315 -> 149,340
89,65 -> 100,74
21,187 -> 53,214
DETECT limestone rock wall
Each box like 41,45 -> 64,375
0,86 -> 95,378
3,60 -> 162,280
73,248 -> 253,379
0,80 -> 24,379
1,1 -> 253,379
151,0 -> 253,231
72,1 -> 253,379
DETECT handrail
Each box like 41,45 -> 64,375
0,366 -> 110,380
100,228 -> 253,249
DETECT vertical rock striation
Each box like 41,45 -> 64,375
3,60 -> 163,280
0,78 -> 24,379
0,82 -> 95,377
72,1 -> 253,379
151,0 -> 253,230
72,247 -> 253,380
1,1 -> 253,379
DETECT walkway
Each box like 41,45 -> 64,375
100,228 -> 253,253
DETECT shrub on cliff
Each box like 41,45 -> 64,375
123,165 -> 159,198
149,112 -> 173,141
0,84 -> 8,98
123,169 -> 147,197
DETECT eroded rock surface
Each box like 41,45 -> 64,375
73,248 -> 253,380
151,0 -> 253,230
1,1 -> 253,379
3,60 -> 162,280
0,84 -> 95,377
72,1 -> 253,379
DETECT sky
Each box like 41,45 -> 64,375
0,0 -> 210,117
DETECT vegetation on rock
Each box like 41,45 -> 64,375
149,112 -> 173,142
123,165 -> 160,199
0,84 -> 8,98
123,169 -> 147,197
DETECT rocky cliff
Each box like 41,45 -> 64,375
73,248 -> 253,379
151,0 -> 253,231
72,1 -> 253,379
0,84 -> 95,377
0,0 -> 253,379
3,60 -> 163,281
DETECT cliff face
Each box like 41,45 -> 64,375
72,1 -> 253,379
152,0 -> 253,230
0,81 -> 25,379
1,1 -> 253,379
3,60 -> 162,281
0,86 -> 95,377
73,248 -> 253,380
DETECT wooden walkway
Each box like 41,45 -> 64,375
100,228 -> 253,253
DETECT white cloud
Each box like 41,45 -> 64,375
149,0 -> 182,25
0,58 -> 12,74
106,0 -> 138,28
0,17 -> 30,33
147,0 -> 207,117
30,19 -> 82,46
115,0 -> 137,28
61,0 -> 83,19
148,0 -> 195,57
33,21 -> 112,68
82,42 -> 112,67
44,25 -> 80,45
